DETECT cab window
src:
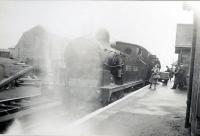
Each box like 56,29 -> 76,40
124,47 -> 132,55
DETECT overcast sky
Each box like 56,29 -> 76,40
0,1 -> 194,68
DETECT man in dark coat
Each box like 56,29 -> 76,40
178,65 -> 187,90
169,67 -> 174,81
171,65 -> 181,89
166,66 -> 174,81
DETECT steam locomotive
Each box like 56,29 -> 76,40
64,30 -> 160,106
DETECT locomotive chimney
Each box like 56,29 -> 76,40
95,28 -> 110,48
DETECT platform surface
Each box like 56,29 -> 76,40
65,81 -> 188,136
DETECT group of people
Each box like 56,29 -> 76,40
148,63 -> 186,90
171,65 -> 187,90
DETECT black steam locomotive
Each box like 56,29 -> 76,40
64,30 -> 160,106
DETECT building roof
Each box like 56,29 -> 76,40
0,49 -> 10,52
175,24 -> 193,48
114,41 -> 152,55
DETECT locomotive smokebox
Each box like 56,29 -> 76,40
63,37 -> 103,114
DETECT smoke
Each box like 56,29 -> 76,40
5,31 -> 105,134
63,37 -> 103,114
5,26 -> 113,134
4,30 -> 68,134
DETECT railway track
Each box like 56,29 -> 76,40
0,63 -> 49,133
0,64 -> 43,122
0,93 -> 62,134
0,95 -> 42,122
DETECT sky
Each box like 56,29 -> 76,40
0,1 -> 194,69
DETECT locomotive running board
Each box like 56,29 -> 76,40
100,80 -> 144,105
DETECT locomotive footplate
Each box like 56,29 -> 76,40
100,80 -> 144,105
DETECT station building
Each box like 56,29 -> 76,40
10,25 -> 68,73
175,24 -> 193,88
0,49 -> 10,58
175,24 -> 193,66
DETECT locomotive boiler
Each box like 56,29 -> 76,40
64,29 -> 159,107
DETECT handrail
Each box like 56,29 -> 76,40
0,66 -> 33,89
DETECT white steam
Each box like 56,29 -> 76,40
5,29 -> 109,134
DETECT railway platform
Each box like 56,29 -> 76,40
62,81 -> 188,136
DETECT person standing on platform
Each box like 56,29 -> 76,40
178,65 -> 186,90
166,66 -> 170,72
171,65 -> 181,89
149,64 -> 160,90
162,66 -> 170,85
169,67 -> 174,81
